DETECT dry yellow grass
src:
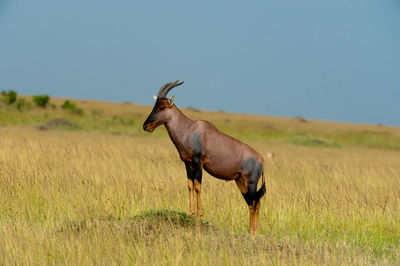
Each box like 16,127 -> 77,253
1,116 -> 399,264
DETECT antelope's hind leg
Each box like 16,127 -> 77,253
237,158 -> 263,235
248,200 -> 261,235
236,177 -> 258,235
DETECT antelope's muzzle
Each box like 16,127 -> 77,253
143,122 -> 155,132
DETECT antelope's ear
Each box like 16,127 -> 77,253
168,95 -> 174,108
153,95 -> 157,102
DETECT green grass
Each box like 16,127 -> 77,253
1,95 -> 399,150
287,136 -> 341,147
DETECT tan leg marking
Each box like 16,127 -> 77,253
235,176 -> 248,194
194,179 -> 202,219
248,202 -> 256,235
187,179 -> 195,215
248,200 -> 260,235
254,201 -> 260,235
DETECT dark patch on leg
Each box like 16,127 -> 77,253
240,157 -> 262,205
242,193 -> 255,206
186,163 -> 202,184
190,132 -> 202,153
190,132 -> 202,164
189,132 -> 203,183
185,163 -> 195,181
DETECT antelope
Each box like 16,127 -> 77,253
143,81 -> 266,235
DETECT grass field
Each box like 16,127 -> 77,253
0,96 -> 399,264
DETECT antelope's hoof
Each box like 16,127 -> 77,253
188,211 -> 195,216
249,229 -> 258,236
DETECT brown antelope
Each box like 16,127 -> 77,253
143,81 -> 266,235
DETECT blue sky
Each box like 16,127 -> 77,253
1,0 -> 399,125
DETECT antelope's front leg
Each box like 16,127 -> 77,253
185,163 -> 203,219
185,164 -> 195,215
194,179 -> 202,219
187,179 -> 195,215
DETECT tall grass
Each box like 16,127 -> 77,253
0,124 -> 399,264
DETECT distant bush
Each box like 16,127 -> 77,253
16,98 -> 27,111
33,95 -> 50,108
1,90 -> 17,105
61,100 -> 83,115
61,100 -> 76,110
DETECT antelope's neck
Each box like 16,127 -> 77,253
164,106 -> 194,152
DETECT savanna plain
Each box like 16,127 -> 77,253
0,96 -> 399,265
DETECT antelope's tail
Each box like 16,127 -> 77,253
255,171 -> 266,201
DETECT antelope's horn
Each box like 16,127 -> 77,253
157,80 -> 184,98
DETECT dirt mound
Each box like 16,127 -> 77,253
56,209 -> 218,241
132,209 -> 215,231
